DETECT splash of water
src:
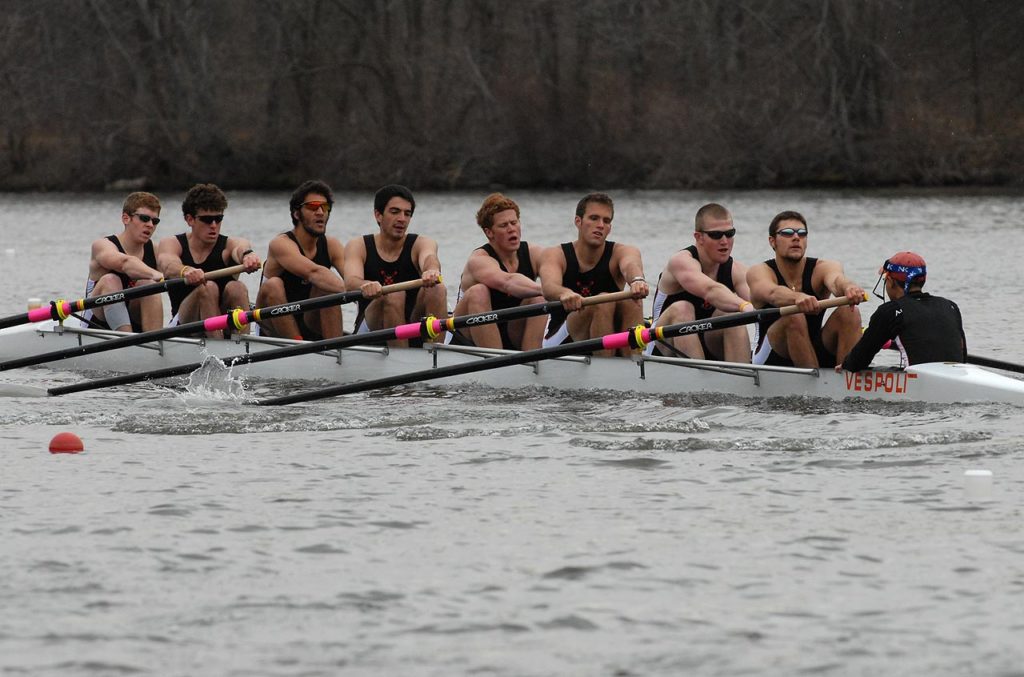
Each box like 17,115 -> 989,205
179,356 -> 248,402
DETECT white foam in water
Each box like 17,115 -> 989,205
180,356 -> 248,402
964,469 -> 994,502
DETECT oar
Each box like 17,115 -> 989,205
0,279 -> 423,372
258,295 -> 860,406
47,290 -> 634,396
0,264 -> 251,331
966,354 -> 1024,375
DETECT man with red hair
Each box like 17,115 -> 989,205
840,251 -> 966,371
450,193 -> 546,350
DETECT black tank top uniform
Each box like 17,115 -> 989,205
481,242 -> 536,311
655,245 -> 735,322
168,233 -> 231,317
755,257 -> 835,367
653,245 -> 735,359
354,233 -> 422,329
546,241 -> 619,339
453,241 -> 536,349
108,234 -> 157,290
258,230 -> 332,341
86,235 -> 157,331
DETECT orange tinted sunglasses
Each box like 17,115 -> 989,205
302,200 -> 331,213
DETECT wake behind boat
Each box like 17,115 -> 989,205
2,319 -> 1023,405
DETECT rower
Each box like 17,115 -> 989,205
646,202 -> 752,362
343,184 -> 447,347
156,183 -> 262,339
255,179 -> 347,340
81,191 -> 166,332
746,210 -> 865,368
840,251 -> 966,372
538,192 -> 649,357
449,193 -> 546,350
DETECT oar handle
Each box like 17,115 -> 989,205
779,293 -> 866,317
379,278 -> 426,294
196,263 -> 257,280
580,289 -> 635,307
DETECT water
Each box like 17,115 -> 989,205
2,189 -> 1024,675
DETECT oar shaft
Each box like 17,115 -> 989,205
1,278 -> 421,372
967,354 -> 1024,375
48,289 -> 634,395
258,294 -> 860,406
0,264 -> 251,330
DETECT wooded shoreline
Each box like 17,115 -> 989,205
3,1 -> 1021,192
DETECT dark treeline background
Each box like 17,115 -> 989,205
2,0 -> 1022,192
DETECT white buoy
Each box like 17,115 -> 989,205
27,297 -> 43,310
4,248 -> 14,256
964,469 -> 994,501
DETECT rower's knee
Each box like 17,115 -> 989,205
658,301 -> 696,326
256,277 -> 285,306
462,283 -> 492,312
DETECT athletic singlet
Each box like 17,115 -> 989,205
652,245 -> 736,323
479,241 -> 536,311
80,235 -> 158,331
167,233 -> 231,316
257,231 -> 333,340
546,241 -> 619,339
754,257 -> 832,367
268,231 -> 331,303
842,292 -> 966,371
355,233 -> 421,326
449,241 -> 537,350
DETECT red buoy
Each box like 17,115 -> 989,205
49,432 -> 84,454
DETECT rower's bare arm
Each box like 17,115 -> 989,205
327,237 -> 346,280
466,252 -> 541,299
615,244 -> 649,298
156,236 -> 184,279
342,237 -> 375,296
817,259 -> 865,304
272,235 -> 345,294
538,246 -> 571,302
698,259 -> 753,312
731,261 -> 753,308
747,263 -> 804,309
93,238 -> 162,282
225,236 -> 262,272
412,236 -> 442,286
672,251 -> 717,299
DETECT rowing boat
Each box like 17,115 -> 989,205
2,320 -> 1023,405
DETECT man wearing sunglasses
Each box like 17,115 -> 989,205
344,184 -> 447,347
157,183 -> 262,338
646,203 -> 752,362
747,210 -> 865,368
256,179 -> 347,340
840,251 -> 965,372
81,191 -> 167,332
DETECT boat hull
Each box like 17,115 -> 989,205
2,321 -> 1023,405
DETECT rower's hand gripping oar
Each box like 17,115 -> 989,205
0,264 -> 253,331
0,278 -> 423,372
258,295 -> 862,406
47,289 -> 634,396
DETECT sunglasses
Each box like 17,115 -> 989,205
195,214 -> 225,224
775,228 -> 808,238
302,200 -> 331,213
132,213 -> 161,226
700,228 -> 736,240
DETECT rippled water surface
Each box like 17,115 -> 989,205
2,189 -> 1024,675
